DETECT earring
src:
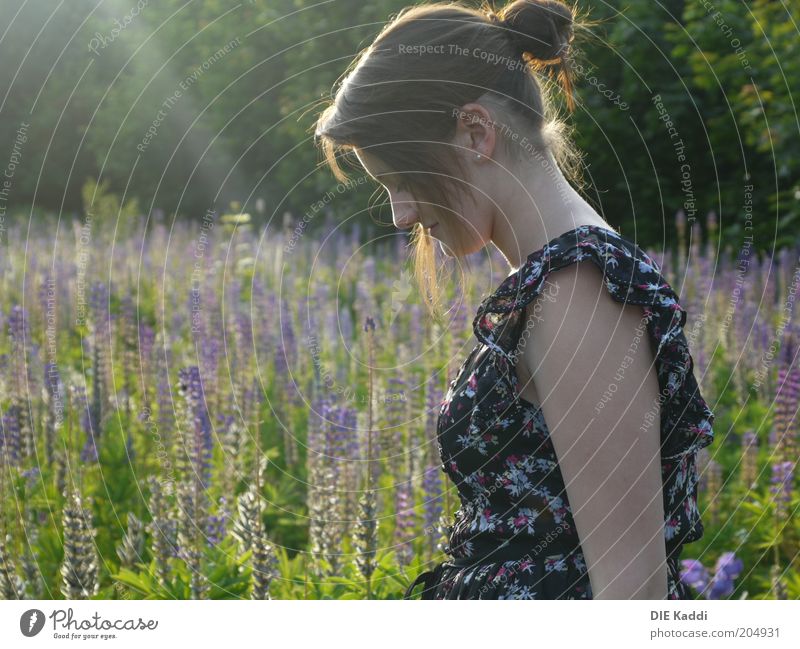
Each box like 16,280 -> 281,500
475,153 -> 482,159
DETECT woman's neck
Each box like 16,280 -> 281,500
490,150 -> 610,270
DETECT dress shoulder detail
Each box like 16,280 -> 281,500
472,223 -> 715,460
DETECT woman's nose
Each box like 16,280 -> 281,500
391,195 -> 419,230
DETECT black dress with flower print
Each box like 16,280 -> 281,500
404,224 -> 716,600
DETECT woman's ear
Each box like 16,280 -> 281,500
452,102 -> 497,160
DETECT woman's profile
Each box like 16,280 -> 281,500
314,0 -> 715,600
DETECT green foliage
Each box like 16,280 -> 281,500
112,536 -> 252,599
0,1 -> 793,255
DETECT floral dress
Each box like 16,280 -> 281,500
404,224 -> 716,600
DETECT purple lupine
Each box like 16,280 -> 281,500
735,301 -> 757,376
769,461 -> 794,518
252,277 -> 273,365
422,463 -> 443,555
326,402 -> 352,483
70,381 -> 98,464
7,306 -> 28,398
279,297 -> 297,372
138,323 -> 156,406
260,290 -> 277,364
21,466 -> 40,491
206,496 -> 229,547
707,552 -> 744,599
80,434 -> 99,463
0,406 -> 22,468
340,405 -> 360,528
741,430 -> 758,490
88,282 -> 110,444
424,370 -> 443,438
680,559 -> 710,595
393,475 -> 416,566
198,316 -> 220,414
177,366 -> 213,490
782,352 -> 799,460
715,552 -> 744,580
235,309 -> 255,418
156,358 -> 174,454
383,375 -> 406,477
7,306 -> 34,461
770,343 -> 799,460
43,361 -> 65,466
315,396 -> 332,467
118,294 -> 137,384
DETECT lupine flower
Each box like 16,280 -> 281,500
393,477 -> 416,567
251,534 -> 279,600
422,463 -> 443,555
352,488 -> 379,592
206,496 -> 229,547
43,361 -> 66,465
231,484 -> 260,555
383,375 -> 406,477
0,406 -> 22,468
714,552 -> 744,581
769,461 -> 794,519
138,323 -> 156,406
771,359 -> 799,461
177,366 -> 212,489
118,294 -> 138,408
88,282 -> 110,418
145,476 -> 176,584
707,552 -> 744,599
60,488 -> 99,599
156,355 -> 174,450
173,478 -> 209,599
680,558 -> 710,595
21,467 -> 40,492
740,430 -> 758,490
769,563 -> 788,600
329,403 -> 357,484
7,306 -> 34,460
89,328 -> 105,452
19,526 -> 44,599
70,381 -> 98,464
681,552 -> 744,599
116,512 -> 145,569
0,533 -> 24,599
7,305 -> 28,396
308,464 -> 342,577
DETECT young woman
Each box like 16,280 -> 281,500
314,0 -> 715,599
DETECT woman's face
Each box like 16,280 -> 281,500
353,147 -> 493,257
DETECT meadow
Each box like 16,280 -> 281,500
0,192 -> 798,600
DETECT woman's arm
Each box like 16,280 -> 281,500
519,261 -> 668,599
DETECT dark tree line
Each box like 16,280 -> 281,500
0,0 -> 795,253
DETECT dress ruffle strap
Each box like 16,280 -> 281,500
472,224 -> 714,462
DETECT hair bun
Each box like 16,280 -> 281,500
495,0 -> 574,63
